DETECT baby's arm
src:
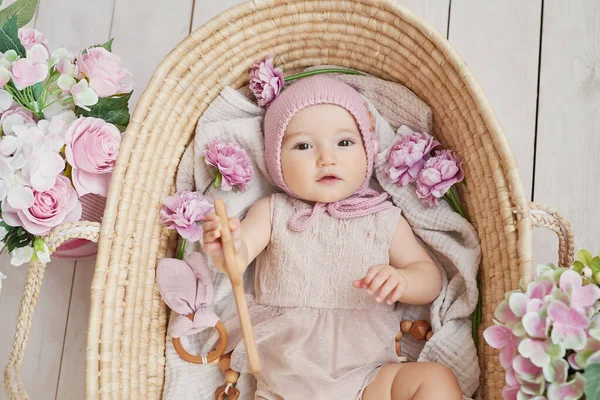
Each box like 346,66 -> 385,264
202,196 -> 271,274
354,215 -> 441,305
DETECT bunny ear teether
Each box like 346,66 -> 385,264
157,252 -> 228,364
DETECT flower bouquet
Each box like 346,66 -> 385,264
0,2 -> 132,277
484,249 -> 600,399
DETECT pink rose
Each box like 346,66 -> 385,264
387,132 -> 439,186
18,28 -> 50,52
77,47 -> 132,97
416,150 -> 464,207
159,191 -> 214,242
203,140 -> 254,192
2,175 -> 82,236
249,56 -> 284,107
64,116 -> 121,197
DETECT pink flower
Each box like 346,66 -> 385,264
159,191 -> 214,242
64,117 -> 121,197
203,140 -> 254,192
249,56 -> 284,107
18,28 -> 50,52
548,301 -> 589,351
547,372 -> 585,400
77,47 -> 132,97
483,325 -> 520,369
416,149 -> 464,206
1,175 -> 82,236
11,58 -> 48,90
558,269 -> 600,310
386,132 -> 439,186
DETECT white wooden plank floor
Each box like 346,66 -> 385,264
0,0 -> 598,399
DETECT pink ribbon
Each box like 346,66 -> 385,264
156,252 -> 219,338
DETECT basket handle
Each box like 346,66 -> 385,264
3,221 -> 101,400
529,202 -> 575,269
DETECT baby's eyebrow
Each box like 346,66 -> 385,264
337,128 -> 360,136
282,131 -> 305,141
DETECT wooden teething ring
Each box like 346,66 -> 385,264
171,314 -> 229,364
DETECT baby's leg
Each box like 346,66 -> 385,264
362,362 -> 462,400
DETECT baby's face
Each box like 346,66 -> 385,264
280,104 -> 368,203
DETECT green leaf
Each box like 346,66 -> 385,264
585,363 -> 600,399
76,91 -> 132,128
592,257 -> 600,275
31,81 -> 43,100
0,0 -> 38,28
82,37 -> 114,54
578,249 -> 594,266
574,260 -> 586,274
0,15 -> 25,56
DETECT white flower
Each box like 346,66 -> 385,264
0,67 -> 11,87
0,156 -> 34,209
10,245 -> 34,266
57,74 -> 76,91
26,43 -> 49,65
70,79 -> 98,110
49,48 -> 77,77
36,110 -> 76,142
0,89 -> 13,112
3,50 -> 18,63
583,267 -> 593,278
11,125 -> 65,191
33,237 -> 50,263
42,92 -> 75,120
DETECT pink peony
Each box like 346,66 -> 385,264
64,116 -> 121,197
18,28 -> 50,52
416,149 -> 464,207
77,47 -> 132,97
159,191 -> 214,242
203,140 -> 254,192
386,132 -> 439,186
1,175 -> 82,236
249,56 -> 284,107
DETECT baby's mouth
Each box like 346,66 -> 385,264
317,174 -> 341,184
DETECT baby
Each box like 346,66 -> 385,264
202,75 -> 462,399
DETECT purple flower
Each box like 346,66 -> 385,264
249,56 -> 284,107
159,191 -> 213,242
386,132 -> 439,186
203,140 -> 254,192
416,149 -> 464,206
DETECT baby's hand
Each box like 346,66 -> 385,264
353,264 -> 408,305
202,212 -> 243,270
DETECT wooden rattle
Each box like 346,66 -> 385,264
215,353 -> 241,400
214,198 -> 262,374
171,314 -> 228,364
395,319 -> 433,359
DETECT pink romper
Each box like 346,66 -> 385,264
219,193 -> 402,399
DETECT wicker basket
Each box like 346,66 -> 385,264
4,0 -> 575,399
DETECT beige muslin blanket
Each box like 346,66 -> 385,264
163,71 -> 482,400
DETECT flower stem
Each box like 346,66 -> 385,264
444,189 -> 465,218
177,238 -> 186,260
284,68 -> 365,82
203,177 -> 216,195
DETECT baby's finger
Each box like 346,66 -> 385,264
352,279 -> 364,289
204,212 -> 220,222
362,264 -> 387,287
202,220 -> 221,233
202,241 -> 223,255
366,270 -> 391,295
375,278 -> 397,303
204,227 -> 222,242
387,284 -> 405,304
229,217 -> 241,231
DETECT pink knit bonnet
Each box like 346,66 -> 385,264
263,75 -> 391,231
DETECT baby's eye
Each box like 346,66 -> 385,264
338,139 -> 354,147
295,143 -> 312,150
